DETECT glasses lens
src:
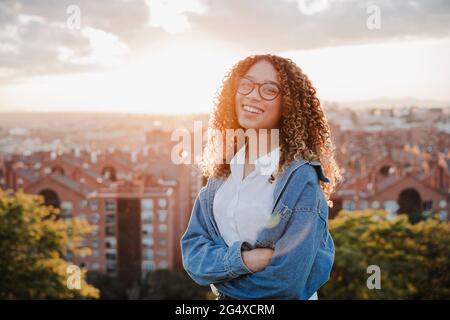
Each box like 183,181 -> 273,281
237,78 -> 254,95
260,83 -> 280,100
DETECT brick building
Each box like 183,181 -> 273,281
0,148 -> 203,286
331,144 -> 450,221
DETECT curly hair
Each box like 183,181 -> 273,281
200,54 -> 342,208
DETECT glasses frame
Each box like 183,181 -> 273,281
236,76 -> 281,101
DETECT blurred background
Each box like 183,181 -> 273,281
0,0 -> 449,299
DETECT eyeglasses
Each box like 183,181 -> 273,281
236,76 -> 281,101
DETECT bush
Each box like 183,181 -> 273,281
86,271 -> 129,299
88,269 -> 211,299
137,269 -> 211,299
319,209 -> 450,299
0,190 -> 99,299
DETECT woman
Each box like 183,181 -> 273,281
181,54 -> 342,300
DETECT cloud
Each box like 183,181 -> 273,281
184,0 -> 450,52
13,0 -> 169,48
0,16 -> 95,83
0,0 -> 449,83
0,0 -> 168,83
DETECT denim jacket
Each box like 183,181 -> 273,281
181,158 -> 335,299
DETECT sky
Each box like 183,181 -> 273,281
0,0 -> 449,114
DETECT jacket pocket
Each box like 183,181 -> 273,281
254,204 -> 292,248
317,197 -> 329,223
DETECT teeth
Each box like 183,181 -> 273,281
243,105 -> 263,114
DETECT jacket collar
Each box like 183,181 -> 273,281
206,158 -> 330,215
271,158 -> 308,206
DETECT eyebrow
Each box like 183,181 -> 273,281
244,75 -> 280,86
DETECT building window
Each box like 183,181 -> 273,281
422,200 -> 433,211
158,210 -> 168,222
343,200 -> 354,211
91,225 -> 99,236
106,253 -> 116,260
105,200 -> 116,212
158,249 -> 167,257
440,200 -> 447,208
158,260 -> 168,269
359,201 -> 369,210
143,261 -> 155,272
143,249 -> 154,260
105,226 -> 116,236
106,214 -> 115,224
92,239 -> 99,249
158,198 -> 167,209
90,213 -> 100,224
90,199 -> 99,211
91,263 -> 100,270
141,199 -> 154,210
159,238 -> 167,247
141,210 -> 153,223
106,237 -> 116,249
384,200 -> 399,214
79,200 -> 87,209
106,261 -> 116,273
371,201 -> 380,209
142,237 -> 154,247
79,213 -> 87,220
159,224 -> 167,233
142,224 -> 154,235
92,250 -> 99,258
61,201 -> 73,217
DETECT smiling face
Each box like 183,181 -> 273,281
235,59 -> 283,131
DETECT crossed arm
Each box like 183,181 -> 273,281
182,179 -> 326,299
181,188 -> 277,285
181,191 -> 254,285
213,206 -> 325,299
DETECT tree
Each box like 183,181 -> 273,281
319,209 -> 450,299
138,269 -> 211,299
86,271 -> 128,299
0,189 -> 99,299
87,269 -> 212,299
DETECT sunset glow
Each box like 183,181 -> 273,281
0,0 -> 449,114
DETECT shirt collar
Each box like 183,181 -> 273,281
255,146 -> 280,176
230,143 -> 280,180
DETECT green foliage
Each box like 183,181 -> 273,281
0,189 -> 99,299
319,209 -> 450,299
88,269 -> 211,299
86,271 -> 129,299
134,269 -> 210,299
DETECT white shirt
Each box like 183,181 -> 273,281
213,143 -> 279,247
213,143 -> 318,300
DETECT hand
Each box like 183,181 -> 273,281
242,248 -> 274,273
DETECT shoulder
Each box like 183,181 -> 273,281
283,161 -> 327,212
288,160 -> 330,185
293,162 -> 319,181
194,184 -> 208,204
196,175 -> 226,202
